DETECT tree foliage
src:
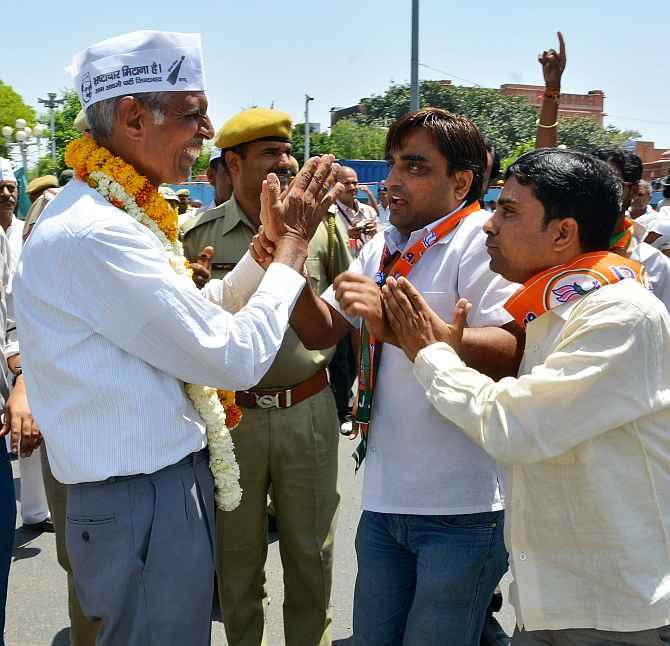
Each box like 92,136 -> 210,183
0,81 -> 36,157
191,144 -> 213,178
292,119 -> 387,164
556,118 -> 640,153
34,90 -> 82,176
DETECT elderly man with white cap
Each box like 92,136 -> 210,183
13,31 -> 337,646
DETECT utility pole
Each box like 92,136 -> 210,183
410,0 -> 420,111
38,92 -> 65,172
304,94 -> 314,161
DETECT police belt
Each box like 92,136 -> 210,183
236,369 -> 329,409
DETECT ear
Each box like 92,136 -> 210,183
550,217 -> 580,253
114,96 -> 147,143
224,150 -> 241,177
452,169 -> 474,203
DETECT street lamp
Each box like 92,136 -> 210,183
38,92 -> 65,172
410,0 -> 420,111
1,119 -> 48,171
304,94 -> 314,161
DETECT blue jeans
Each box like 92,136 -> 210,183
0,441 -> 16,646
353,510 -> 507,646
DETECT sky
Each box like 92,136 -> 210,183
3,0 -> 668,149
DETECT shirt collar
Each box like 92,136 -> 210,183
220,194 -> 257,236
5,215 -> 21,235
383,201 -> 467,254
336,199 -> 361,217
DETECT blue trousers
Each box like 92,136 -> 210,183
0,441 -> 16,646
353,510 -> 507,646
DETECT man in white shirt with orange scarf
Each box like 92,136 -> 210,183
384,148 -> 670,645
253,108 -> 524,645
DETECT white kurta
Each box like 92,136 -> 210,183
415,279 -> 670,632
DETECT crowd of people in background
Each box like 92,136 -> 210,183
0,26 -> 670,646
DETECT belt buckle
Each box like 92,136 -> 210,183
255,393 -> 280,409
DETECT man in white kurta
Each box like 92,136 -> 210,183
13,30 -> 337,646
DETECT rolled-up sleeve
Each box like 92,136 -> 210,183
413,294 -> 664,464
72,221 -> 305,391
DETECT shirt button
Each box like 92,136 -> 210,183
518,552 -> 528,561
82,531 -> 90,542
531,344 -> 540,352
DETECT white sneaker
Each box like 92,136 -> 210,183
340,420 -> 354,436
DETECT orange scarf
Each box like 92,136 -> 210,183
352,200 -> 482,470
609,217 -> 635,254
504,251 -> 647,328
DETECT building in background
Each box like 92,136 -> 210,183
635,141 -> 670,182
499,84 -> 604,124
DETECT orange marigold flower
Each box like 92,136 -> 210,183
224,404 -> 243,430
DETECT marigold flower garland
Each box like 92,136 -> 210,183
65,137 -> 243,511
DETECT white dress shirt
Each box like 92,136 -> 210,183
5,215 -> 24,278
322,207 -> 518,515
630,205 -> 659,229
414,279 -> 670,632
628,233 -> 670,311
14,179 -> 305,484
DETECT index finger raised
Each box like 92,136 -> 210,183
557,31 -> 566,60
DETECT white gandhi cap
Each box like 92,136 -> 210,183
67,30 -> 206,109
0,158 -> 16,183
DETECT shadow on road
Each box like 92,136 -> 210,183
51,627 -> 70,646
12,526 -> 42,561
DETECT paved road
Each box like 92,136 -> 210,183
6,438 -> 515,645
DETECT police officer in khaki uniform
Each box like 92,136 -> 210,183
182,108 -> 352,646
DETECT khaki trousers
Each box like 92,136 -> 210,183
40,448 -> 100,646
218,387 -> 340,646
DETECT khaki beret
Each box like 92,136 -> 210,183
175,188 -> 190,197
27,175 -> 58,195
215,108 -> 292,149
74,110 -> 90,133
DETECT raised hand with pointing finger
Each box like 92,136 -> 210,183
539,31 -> 566,92
536,31 -> 567,149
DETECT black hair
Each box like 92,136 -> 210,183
220,144 -> 248,172
593,148 -> 643,184
664,185 -> 670,199
505,149 -> 622,252
385,107 -> 486,205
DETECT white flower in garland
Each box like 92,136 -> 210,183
87,169 -> 243,510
